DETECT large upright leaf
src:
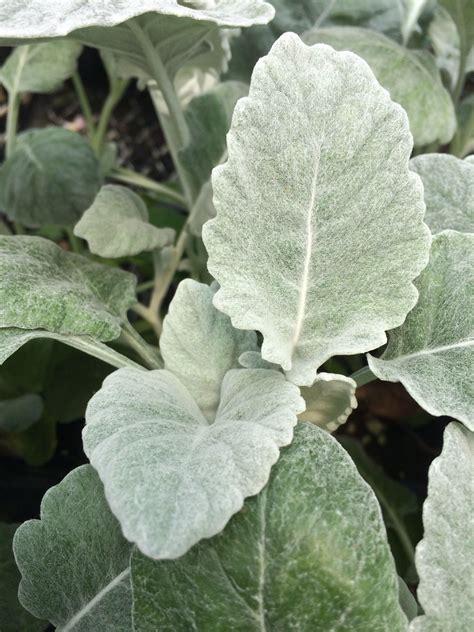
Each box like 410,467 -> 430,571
203,34 -> 430,386
83,367 -> 303,559
74,185 -> 175,257
0,40 -> 82,94
0,128 -> 101,227
303,26 -> 456,147
160,280 -> 257,419
410,154 -> 473,234
0,236 -> 136,340
13,465 -> 133,631
369,231 -> 474,429
132,423 -> 407,631
410,422 -> 474,631
0,1 -> 274,40
439,0 -> 474,64
0,523 -> 46,632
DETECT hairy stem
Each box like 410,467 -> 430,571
121,321 -> 162,369
72,71 -> 96,139
93,78 -> 129,153
110,167 -> 187,206
350,365 -> 377,387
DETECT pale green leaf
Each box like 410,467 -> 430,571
131,423 -> 407,631
203,34 -> 431,386
398,576 -> 419,623
410,154 -> 474,234
0,235 -> 136,341
83,367 -> 303,559
189,179 -> 216,236
439,0 -> 474,63
74,185 -> 175,258
14,465 -> 133,631
0,523 -> 46,632
369,231 -> 474,429
410,422 -> 474,631
428,6 -> 462,91
303,26 -> 456,147
0,394 -> 43,432
0,40 -> 82,94
0,1 -> 274,40
160,280 -> 257,419
238,350 -> 279,370
0,128 -> 101,227
299,373 -> 357,432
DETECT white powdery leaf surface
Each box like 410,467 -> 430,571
0,1 -> 274,39
410,153 -> 474,234
299,372 -> 357,432
410,422 -> 474,632
369,231 -> 474,429
203,33 -> 431,386
83,367 -> 303,559
160,279 -> 257,420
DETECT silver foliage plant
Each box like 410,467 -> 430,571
0,0 -> 472,630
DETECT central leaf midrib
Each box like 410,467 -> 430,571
290,143 -> 322,359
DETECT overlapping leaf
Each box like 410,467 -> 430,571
0,40 -> 82,94
369,231 -> 474,429
410,154 -> 473,234
83,367 -> 303,559
131,423 -> 407,631
74,185 -> 175,257
13,465 -> 133,631
160,280 -> 257,419
0,128 -> 101,227
410,422 -> 474,631
204,34 -> 430,386
303,26 -> 456,147
0,236 -> 136,340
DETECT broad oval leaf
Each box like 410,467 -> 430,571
0,40 -> 82,94
83,367 -> 303,559
410,154 -> 474,234
0,127 -> 101,227
410,422 -> 474,631
160,279 -> 257,419
74,185 -> 175,258
303,26 -> 456,147
0,1 -> 274,40
203,33 -> 431,386
0,523 -> 46,632
0,235 -> 137,341
369,231 -> 474,429
13,465 -> 133,631
299,372 -> 357,432
131,423 -> 407,631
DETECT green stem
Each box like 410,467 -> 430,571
121,322 -> 162,369
136,279 -> 156,294
376,489 -> 416,566
93,78 -> 129,153
453,46 -> 468,105
72,71 -> 96,139
110,167 -> 187,206
6,90 -> 21,157
350,365 -> 377,387
66,228 -> 82,253
128,21 -> 190,151
65,336 -> 145,370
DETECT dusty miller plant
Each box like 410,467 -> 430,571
0,1 -> 472,630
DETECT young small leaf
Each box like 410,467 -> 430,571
131,423 -> 407,631
203,33 -> 430,386
0,40 -> 82,94
13,465 -> 133,631
369,231 -> 474,429
0,523 -> 46,632
0,128 -> 101,227
83,367 -> 303,559
160,280 -> 257,419
74,185 -> 175,258
298,373 -> 357,432
410,422 -> 474,631
410,154 -> 473,234
0,236 -> 136,341
303,26 -> 456,147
